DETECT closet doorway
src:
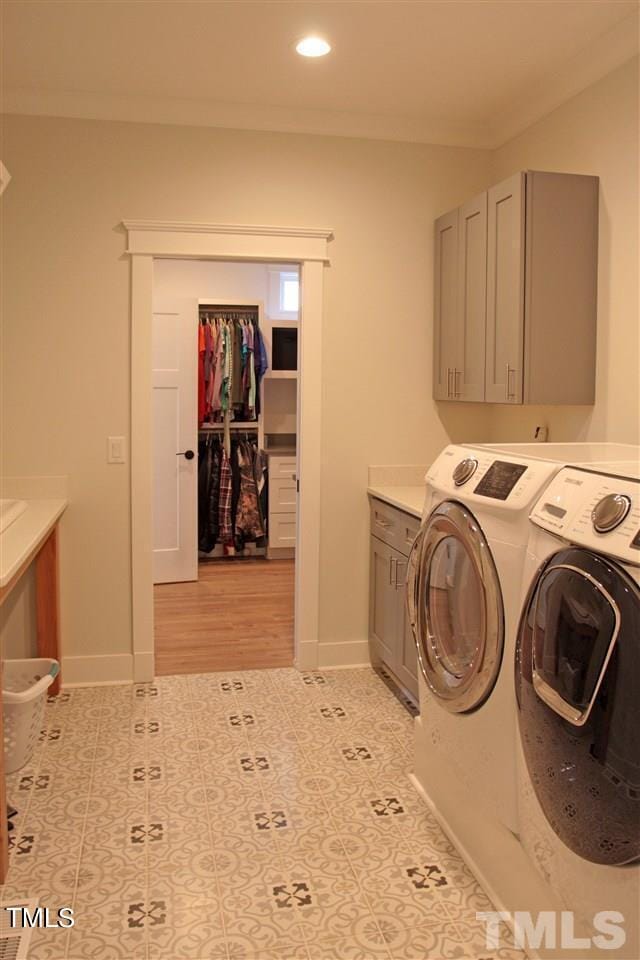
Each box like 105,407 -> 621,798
151,260 -> 299,675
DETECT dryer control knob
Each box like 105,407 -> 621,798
592,493 -> 631,534
453,458 -> 478,487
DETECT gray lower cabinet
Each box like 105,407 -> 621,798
368,497 -> 420,702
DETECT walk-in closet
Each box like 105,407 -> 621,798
151,260 -> 299,674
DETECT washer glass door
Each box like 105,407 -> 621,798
414,501 -> 503,713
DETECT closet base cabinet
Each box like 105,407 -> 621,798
434,169 -> 599,405
267,454 -> 296,558
368,497 -> 420,704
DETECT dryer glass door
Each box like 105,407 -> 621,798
516,546 -> 640,866
415,500 -> 504,713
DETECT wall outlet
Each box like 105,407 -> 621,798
107,436 -> 126,463
533,425 -> 548,443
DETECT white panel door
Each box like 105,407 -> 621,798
152,299 -> 198,584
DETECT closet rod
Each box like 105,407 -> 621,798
199,308 -> 258,315
199,423 -> 258,431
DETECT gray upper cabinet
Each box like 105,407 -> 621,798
433,209 -> 459,400
458,192 -> 488,402
433,170 -> 598,405
485,172 -> 525,403
523,171 -> 598,405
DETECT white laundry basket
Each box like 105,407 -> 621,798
3,659 -> 59,773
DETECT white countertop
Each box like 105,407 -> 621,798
0,499 -> 67,588
367,485 -> 425,519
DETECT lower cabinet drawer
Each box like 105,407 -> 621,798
369,497 -> 421,556
269,513 -> 297,549
269,477 -> 297,513
269,456 -> 297,480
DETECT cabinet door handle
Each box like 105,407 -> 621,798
506,363 -> 516,400
389,556 -> 396,586
455,369 -> 461,399
394,559 -> 408,589
446,367 -> 452,398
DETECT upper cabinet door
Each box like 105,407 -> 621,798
433,209 -> 459,400
458,193 -> 487,402
485,172 -> 525,404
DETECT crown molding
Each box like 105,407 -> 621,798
1,88 -> 493,149
489,11 -> 639,148
3,13 -> 637,152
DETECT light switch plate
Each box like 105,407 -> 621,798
107,436 -> 126,463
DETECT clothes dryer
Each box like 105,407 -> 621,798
515,460 -> 640,958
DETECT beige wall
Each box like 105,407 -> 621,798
0,116 -> 491,671
486,57 -> 639,444
2,58 -> 637,676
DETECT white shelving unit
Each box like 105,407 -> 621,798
198,300 -> 266,558
262,317 -> 299,381
198,299 -> 265,451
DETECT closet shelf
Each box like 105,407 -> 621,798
266,371 -> 298,380
199,422 -> 259,431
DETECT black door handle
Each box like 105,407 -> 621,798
177,450 -> 195,460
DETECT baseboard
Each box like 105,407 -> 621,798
317,639 -> 370,668
133,651 -> 154,683
62,653 -> 134,686
320,661 -> 371,670
267,547 -> 295,559
295,641 -> 318,671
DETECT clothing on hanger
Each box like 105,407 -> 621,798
197,433 -> 268,557
218,447 -> 234,549
235,440 -> 264,547
198,311 -> 268,429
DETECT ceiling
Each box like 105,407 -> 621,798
2,0 -> 638,148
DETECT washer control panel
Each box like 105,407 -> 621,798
531,466 -> 640,564
453,457 -> 478,487
592,493 -> 632,533
425,445 -> 558,512
473,460 -> 528,501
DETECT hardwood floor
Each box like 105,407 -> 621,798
154,558 -> 294,675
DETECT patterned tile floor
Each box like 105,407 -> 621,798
0,668 -> 525,959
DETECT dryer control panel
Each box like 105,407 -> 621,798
425,445 -> 558,512
530,466 -> 640,565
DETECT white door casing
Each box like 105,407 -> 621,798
126,221 -> 332,683
152,299 -> 198,584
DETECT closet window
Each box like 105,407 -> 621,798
280,272 -> 299,313
268,266 -> 300,320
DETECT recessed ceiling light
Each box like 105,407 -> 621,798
296,36 -> 331,58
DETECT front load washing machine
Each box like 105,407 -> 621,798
408,446 -> 573,860
407,442 -> 639,923
516,460 -> 640,958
